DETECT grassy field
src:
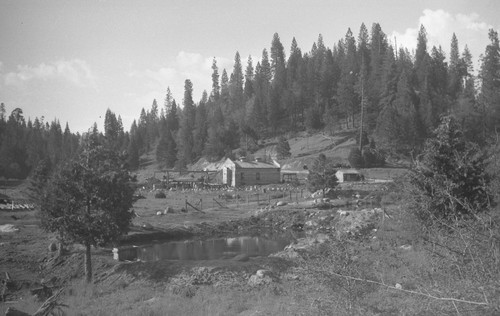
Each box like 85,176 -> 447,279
5,199 -> 498,315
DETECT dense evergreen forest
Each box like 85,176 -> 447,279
1,23 -> 500,179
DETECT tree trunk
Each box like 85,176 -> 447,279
84,240 -> 92,283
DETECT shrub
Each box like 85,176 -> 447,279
405,116 -> 492,223
154,191 -> 166,199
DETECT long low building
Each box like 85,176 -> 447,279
335,169 -> 363,183
220,158 -> 281,187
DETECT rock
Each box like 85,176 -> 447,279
232,254 -> 250,262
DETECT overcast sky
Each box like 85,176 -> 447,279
1,0 -> 499,133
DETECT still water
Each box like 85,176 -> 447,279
136,236 -> 292,262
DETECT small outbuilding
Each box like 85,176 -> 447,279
335,169 -> 363,183
220,158 -> 281,187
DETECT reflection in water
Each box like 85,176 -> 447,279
137,236 -> 291,262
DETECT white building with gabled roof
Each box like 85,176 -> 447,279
220,158 -> 281,187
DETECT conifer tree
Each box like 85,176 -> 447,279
193,91 -> 208,159
210,58 -> 220,101
176,79 -> 196,168
414,25 -> 430,87
337,28 -> 358,128
244,55 -> 254,99
478,29 -> 500,137
229,51 -> 244,110
220,69 -> 230,111
367,23 -> 388,131
204,105 -> 226,161
448,33 -> 462,103
285,37 -> 304,130
127,120 -> 140,170
166,99 -> 179,132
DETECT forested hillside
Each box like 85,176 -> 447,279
1,23 -> 499,178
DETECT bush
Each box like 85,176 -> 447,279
405,116 -> 491,223
154,191 -> 166,199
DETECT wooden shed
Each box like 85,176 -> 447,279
220,158 -> 281,187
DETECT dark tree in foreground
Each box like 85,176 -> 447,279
39,130 -> 135,282
406,116 -> 491,223
307,153 -> 338,196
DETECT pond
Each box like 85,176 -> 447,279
134,235 -> 293,262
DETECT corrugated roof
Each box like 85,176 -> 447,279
234,160 -> 280,169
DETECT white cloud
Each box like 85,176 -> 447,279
128,51 -> 233,107
2,59 -> 97,88
390,9 -> 492,67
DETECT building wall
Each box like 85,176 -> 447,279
234,168 -> 281,187
220,158 -> 281,187
336,171 -> 361,183
220,159 -> 236,186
